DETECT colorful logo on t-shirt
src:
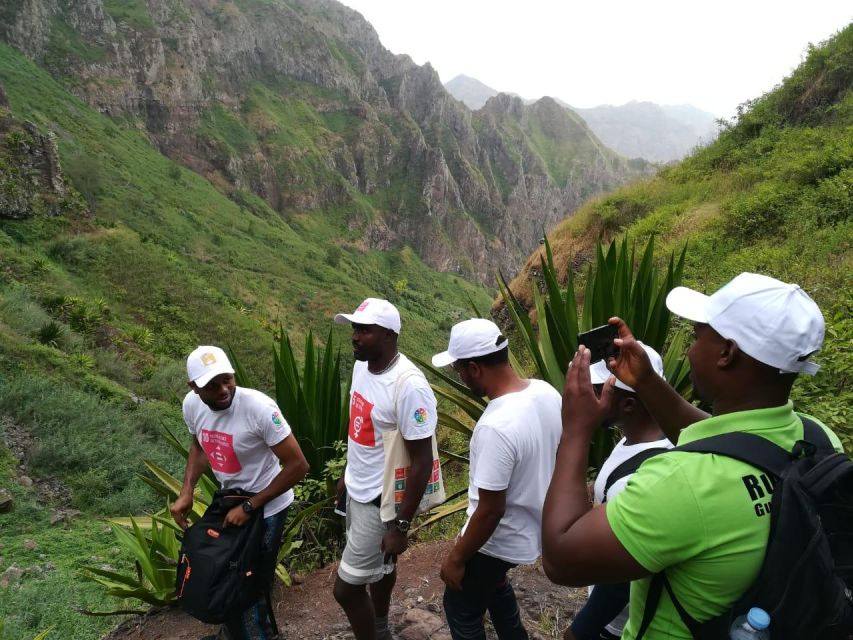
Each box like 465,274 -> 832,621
413,407 -> 427,424
271,411 -> 283,426
199,429 -> 242,474
349,391 -> 376,446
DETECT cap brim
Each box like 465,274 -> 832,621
334,313 -> 356,325
666,287 -> 711,323
431,351 -> 456,368
193,365 -> 235,388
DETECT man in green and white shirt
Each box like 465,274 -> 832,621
542,272 -> 843,639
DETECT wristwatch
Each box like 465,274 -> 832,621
394,518 -> 411,532
241,499 -> 255,514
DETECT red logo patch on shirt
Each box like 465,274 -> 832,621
200,429 -> 242,474
349,391 -> 376,446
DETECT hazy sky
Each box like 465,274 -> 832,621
338,0 -> 852,118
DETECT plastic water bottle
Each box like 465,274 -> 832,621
729,607 -> 770,640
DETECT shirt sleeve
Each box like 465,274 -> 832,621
470,426 -> 515,491
396,376 -> 437,440
252,397 -> 292,447
182,394 -> 196,436
606,454 -> 706,573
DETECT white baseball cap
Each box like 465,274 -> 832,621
590,341 -> 665,392
666,273 -> 824,375
187,346 -> 235,387
432,318 -> 509,367
334,298 -> 401,334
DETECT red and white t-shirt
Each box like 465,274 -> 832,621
344,355 -> 437,503
182,387 -> 294,516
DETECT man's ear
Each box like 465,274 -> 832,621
719,339 -> 740,369
188,381 -> 199,394
621,396 -> 637,414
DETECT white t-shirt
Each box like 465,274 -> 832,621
182,387 -> 294,517
592,436 -> 673,504
344,354 -> 438,503
591,434 -> 673,635
462,378 -> 562,565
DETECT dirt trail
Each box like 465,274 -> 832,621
104,540 -> 586,639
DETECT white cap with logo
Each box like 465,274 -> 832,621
590,341 -> 665,392
665,272 -> 825,375
334,298 -> 401,334
187,346 -> 235,387
432,318 -> 509,367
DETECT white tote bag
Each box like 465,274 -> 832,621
379,368 -> 446,523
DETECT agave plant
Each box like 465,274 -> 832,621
412,237 -> 691,528
417,235 -> 691,489
272,329 -> 350,497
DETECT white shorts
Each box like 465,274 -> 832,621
337,497 -> 396,585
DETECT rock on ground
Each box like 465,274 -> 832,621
104,540 -> 587,639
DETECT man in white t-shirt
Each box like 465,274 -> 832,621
171,346 -> 309,640
565,343 -> 671,640
332,298 -> 438,640
432,318 -> 562,640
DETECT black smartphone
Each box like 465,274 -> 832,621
577,324 -> 619,363
334,487 -> 347,517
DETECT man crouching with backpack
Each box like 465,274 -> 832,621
542,273 -> 847,639
171,346 -> 309,640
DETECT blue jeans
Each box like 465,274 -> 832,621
223,508 -> 288,640
443,552 -> 528,640
569,582 -> 629,640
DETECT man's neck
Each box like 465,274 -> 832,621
621,420 -> 666,446
486,368 -> 530,400
368,350 -> 399,374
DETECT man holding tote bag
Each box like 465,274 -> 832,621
332,298 -> 440,640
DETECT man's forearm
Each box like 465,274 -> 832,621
448,504 -> 503,565
251,462 -> 307,509
179,440 -> 209,497
542,432 -> 592,575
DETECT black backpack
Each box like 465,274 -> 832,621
636,417 -> 853,640
175,488 -> 277,630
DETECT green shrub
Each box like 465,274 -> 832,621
723,183 -> 796,241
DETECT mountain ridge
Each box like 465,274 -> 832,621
1,0 -> 650,283
444,73 -> 718,162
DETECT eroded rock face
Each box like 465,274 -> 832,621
0,92 -> 86,219
0,0 -> 652,281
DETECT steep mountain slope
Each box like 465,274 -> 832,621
0,0 -> 649,282
507,24 -> 853,446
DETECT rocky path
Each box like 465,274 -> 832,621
105,540 -> 586,640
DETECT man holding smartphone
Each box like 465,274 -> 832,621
541,273 -> 842,639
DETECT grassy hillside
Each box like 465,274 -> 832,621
0,41 -> 491,639
509,24 -> 852,450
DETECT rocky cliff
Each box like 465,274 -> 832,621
0,0 -> 650,282
0,82 -> 86,219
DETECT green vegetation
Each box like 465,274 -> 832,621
523,24 -> 853,450
0,40 -> 491,639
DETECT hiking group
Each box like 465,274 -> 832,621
170,272 -> 852,640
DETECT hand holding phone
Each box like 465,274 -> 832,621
576,324 -> 619,364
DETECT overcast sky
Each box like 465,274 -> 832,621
338,0 -> 852,118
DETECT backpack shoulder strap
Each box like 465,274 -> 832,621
602,447 -> 669,501
799,415 -> 834,452
673,431 -> 792,478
